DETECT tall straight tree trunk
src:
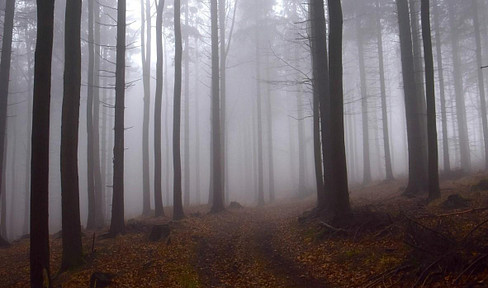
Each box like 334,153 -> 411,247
140,0 -> 151,215
328,0 -> 351,218
309,0 -> 331,209
183,0 -> 190,207
164,40 -> 171,206
356,16 -> 371,184
295,30 -> 306,196
194,38 -> 201,204
396,0 -> 428,196
219,0 -> 227,203
0,0 -> 15,246
30,0 -> 55,285
421,0 -> 440,200
173,0 -> 185,220
210,0 -> 224,212
447,0 -> 471,172
433,0 -> 450,173
376,0 -> 394,181
472,0 -> 488,170
154,0 -> 165,217
110,0 -> 126,236
265,53 -> 275,202
60,0 -> 83,270
255,1 -> 264,206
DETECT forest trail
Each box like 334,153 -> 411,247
194,203 -> 328,287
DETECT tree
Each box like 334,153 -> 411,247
173,0 -> 185,220
0,0 -> 15,247
30,0 -> 55,285
255,0 -> 265,206
396,0 -> 428,196
154,0 -> 165,217
60,0 -> 83,270
421,0 -> 440,200
183,0 -> 190,207
110,0 -> 127,236
210,0 -> 224,213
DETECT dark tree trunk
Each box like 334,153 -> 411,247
447,0 -> 471,172
421,0 -> 441,200
396,0 -> 428,196
376,0 -> 394,181
110,0 -> 126,236
30,0 -> 54,285
255,2 -> 264,206
328,0 -> 351,218
432,0 -> 450,173
356,16 -> 371,185
60,0 -> 83,270
154,0 -> 165,217
173,0 -> 185,220
183,0 -> 190,207
194,38 -> 201,204
0,0 -> 15,246
140,0 -> 152,216
472,0 -> 488,170
210,0 -> 224,212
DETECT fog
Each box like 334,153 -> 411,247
1,0 -> 488,242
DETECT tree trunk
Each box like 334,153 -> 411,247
219,0 -> 227,203
210,0 -> 224,212
154,0 -> 165,217
0,0 -> 15,246
265,52 -> 275,202
396,0 -> 428,196
432,0 -> 450,173
421,0 -> 441,200
255,1 -> 264,206
376,0 -> 394,181
183,0 -> 190,207
328,0 -> 351,219
447,0 -> 471,172
472,0 -> 488,170
173,0 -> 185,220
110,0 -> 126,236
194,38 -> 201,204
60,0 -> 83,270
356,16 -> 371,185
30,0 -> 54,285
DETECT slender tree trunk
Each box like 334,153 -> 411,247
447,0 -> 471,172
60,0 -> 83,270
356,17 -> 371,185
24,42 -> 33,235
140,0 -> 151,215
472,0 -> 488,170
110,0 -> 127,236
432,0 -> 450,173
210,0 -> 224,212
219,0 -> 227,203
194,38 -> 201,204
328,0 -> 351,219
30,0 -> 55,285
154,0 -> 165,217
0,0 -> 15,246
396,0 -> 428,196
183,0 -> 190,207
1,149 -> 6,239
421,0 -> 440,200
376,0 -> 394,181
265,53 -> 275,202
173,0 -> 185,220
255,2 -> 264,206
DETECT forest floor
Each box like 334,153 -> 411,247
1,173 -> 488,287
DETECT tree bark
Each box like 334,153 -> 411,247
183,0 -> 190,207
60,0 -> 83,270
173,0 -> 185,219
30,0 -> 54,285
255,0 -> 264,206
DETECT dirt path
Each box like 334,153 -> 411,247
195,206 -> 328,288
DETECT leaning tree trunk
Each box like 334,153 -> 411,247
173,0 -> 185,220
110,0 -> 127,236
60,0 -> 83,270
210,0 -> 224,212
0,0 -> 15,247
421,0 -> 440,200
30,0 -> 55,285
154,0 -> 165,217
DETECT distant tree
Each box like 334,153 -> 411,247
183,0 -> 190,207
154,0 -> 165,217
0,0 -> 15,247
60,0 -> 83,270
110,0 -> 127,236
30,0 -> 55,285
255,0 -> 265,206
210,0 -> 224,212
173,0 -> 185,220
421,0 -> 440,200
